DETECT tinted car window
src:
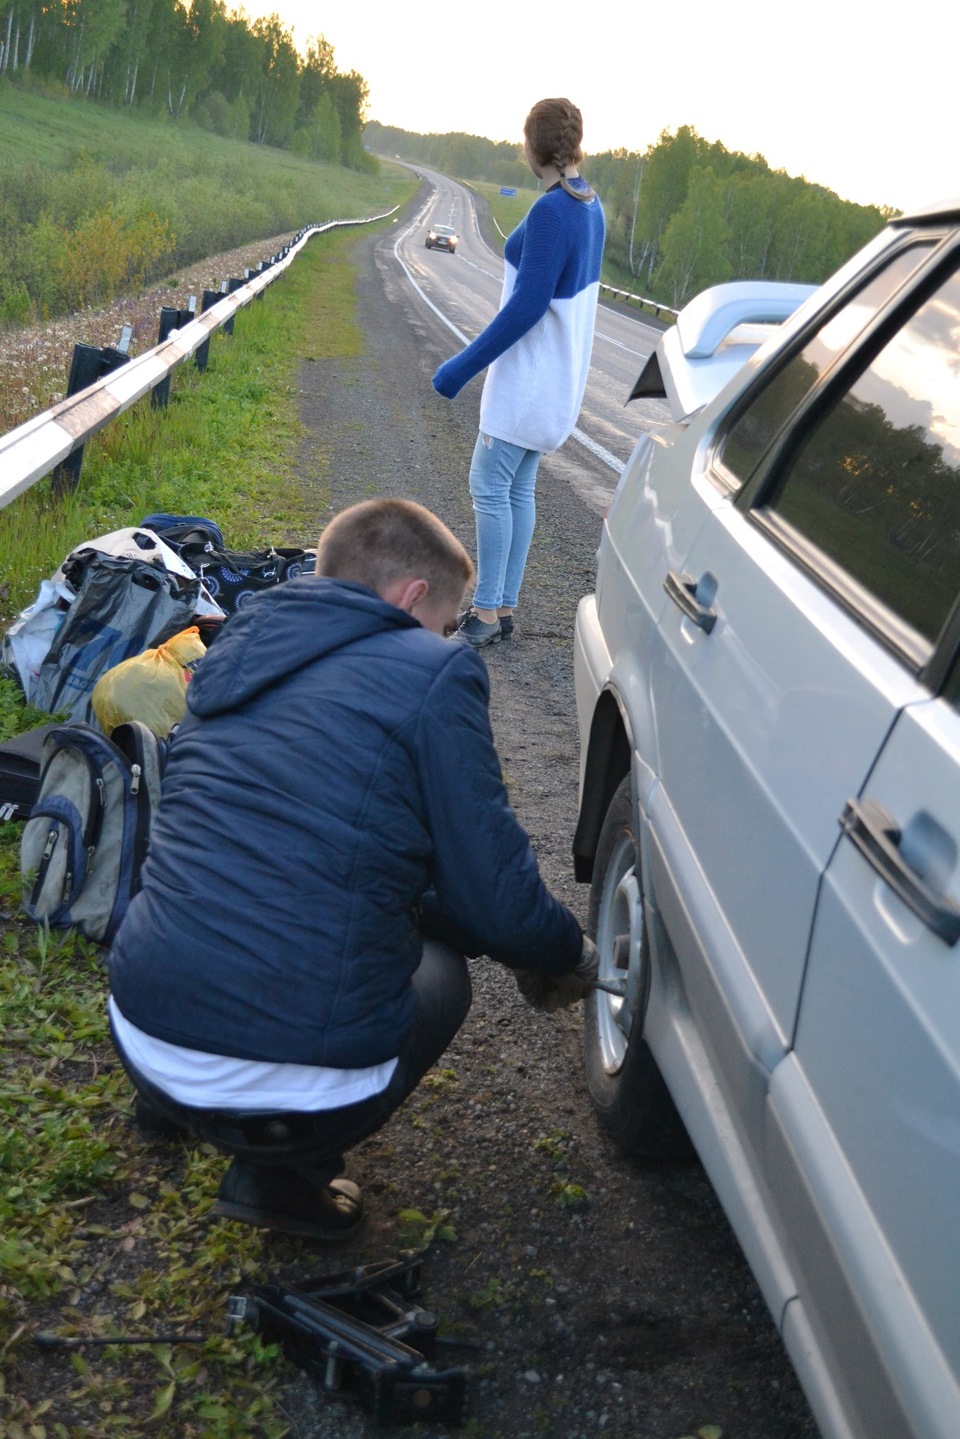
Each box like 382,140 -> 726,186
765,264 -> 960,648
719,246 -> 934,487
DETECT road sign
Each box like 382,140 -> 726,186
499,187 -> 517,197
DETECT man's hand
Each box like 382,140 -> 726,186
515,936 -> 599,1014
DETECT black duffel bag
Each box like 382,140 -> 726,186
174,543 -> 315,616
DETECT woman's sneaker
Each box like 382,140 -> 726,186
453,612 -> 501,648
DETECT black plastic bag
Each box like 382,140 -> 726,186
32,551 -> 201,725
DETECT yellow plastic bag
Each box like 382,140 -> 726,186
92,627 -> 206,738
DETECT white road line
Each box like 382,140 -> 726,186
595,331 -> 647,358
570,426 -> 625,474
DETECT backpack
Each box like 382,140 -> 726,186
20,721 -> 167,946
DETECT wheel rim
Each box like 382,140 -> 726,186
594,828 -> 644,1075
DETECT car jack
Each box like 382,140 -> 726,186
226,1251 -> 470,1427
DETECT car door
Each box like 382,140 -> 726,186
645,239 -> 941,1145
771,691 -> 960,1439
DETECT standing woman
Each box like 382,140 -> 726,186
432,97 -> 605,647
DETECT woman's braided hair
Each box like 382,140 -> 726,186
524,97 -> 584,173
524,98 -> 594,201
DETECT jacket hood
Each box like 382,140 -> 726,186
187,576 -> 419,718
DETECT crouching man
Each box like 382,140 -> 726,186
108,498 -> 595,1242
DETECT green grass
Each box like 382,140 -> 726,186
0,214 -> 412,1436
0,82 -> 409,321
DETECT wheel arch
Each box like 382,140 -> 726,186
573,687 -> 633,883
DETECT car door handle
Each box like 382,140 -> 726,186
839,797 -> 960,945
663,571 -> 717,633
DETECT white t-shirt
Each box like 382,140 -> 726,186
109,997 -> 397,1112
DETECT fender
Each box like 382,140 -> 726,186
573,685 -> 633,882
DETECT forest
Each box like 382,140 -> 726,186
0,0 -> 370,166
365,120 -> 896,307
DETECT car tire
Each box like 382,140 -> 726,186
583,776 -> 691,1158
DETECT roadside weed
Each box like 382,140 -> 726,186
397,1207 -> 457,1248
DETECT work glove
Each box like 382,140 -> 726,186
515,936 -> 599,1014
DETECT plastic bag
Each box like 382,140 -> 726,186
53,527 -> 225,619
0,577 -> 74,703
92,627 -> 206,738
32,552 -> 202,725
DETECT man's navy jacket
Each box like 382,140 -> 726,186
109,577 -> 583,1068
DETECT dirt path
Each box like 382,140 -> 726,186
281,196 -> 821,1439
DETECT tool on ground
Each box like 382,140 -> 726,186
226,1250 -> 470,1427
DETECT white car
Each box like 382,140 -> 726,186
573,200 -> 960,1439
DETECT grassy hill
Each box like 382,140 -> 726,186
0,82 -> 411,325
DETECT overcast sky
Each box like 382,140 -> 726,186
238,0 -> 956,215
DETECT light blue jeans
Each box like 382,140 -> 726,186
468,432 -> 542,610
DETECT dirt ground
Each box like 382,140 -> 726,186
270,192 -> 822,1439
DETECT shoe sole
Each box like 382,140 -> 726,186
211,1197 -> 365,1241
455,632 -> 501,648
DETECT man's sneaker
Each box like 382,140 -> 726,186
453,612 -> 501,648
212,1159 -> 364,1241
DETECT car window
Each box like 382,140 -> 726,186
761,263 -> 960,652
718,245 -> 935,488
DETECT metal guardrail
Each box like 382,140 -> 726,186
599,283 -> 679,320
0,208 -> 399,512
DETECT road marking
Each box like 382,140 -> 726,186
570,427 -> 625,474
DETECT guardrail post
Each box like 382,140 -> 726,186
51,325 -> 133,494
194,290 -> 220,372
152,307 -> 180,409
254,260 -> 272,300
224,277 -> 244,336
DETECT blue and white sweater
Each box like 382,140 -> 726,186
433,179 -> 605,453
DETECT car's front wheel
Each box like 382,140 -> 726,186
583,777 -> 691,1157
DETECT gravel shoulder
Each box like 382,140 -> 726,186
282,193 -> 821,1439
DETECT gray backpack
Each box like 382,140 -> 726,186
20,721 -> 166,945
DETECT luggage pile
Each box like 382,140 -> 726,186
1,513 -> 316,943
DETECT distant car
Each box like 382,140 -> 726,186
425,224 -> 458,253
573,200 -> 960,1439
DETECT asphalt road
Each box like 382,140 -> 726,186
288,176 -> 820,1439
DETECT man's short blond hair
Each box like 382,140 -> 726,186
317,498 -> 474,603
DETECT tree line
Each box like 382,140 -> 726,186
0,0 -> 372,168
365,121 -> 895,306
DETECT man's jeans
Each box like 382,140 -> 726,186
468,432 -> 542,610
110,941 -> 472,1188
